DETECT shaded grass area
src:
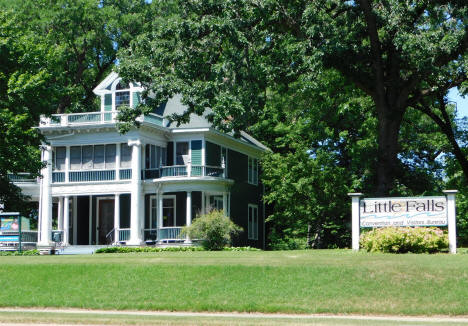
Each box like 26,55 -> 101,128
0,250 -> 467,315
0,311 -> 467,326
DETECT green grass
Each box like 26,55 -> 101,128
0,250 -> 467,316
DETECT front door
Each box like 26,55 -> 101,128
98,199 -> 114,244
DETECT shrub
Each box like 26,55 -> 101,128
0,249 -> 40,256
95,246 -> 204,254
183,210 -> 242,250
360,227 -> 448,253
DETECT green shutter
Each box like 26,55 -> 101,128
104,94 -> 112,111
132,92 -> 140,108
191,140 -> 202,176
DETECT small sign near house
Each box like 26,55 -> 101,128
360,196 -> 447,227
348,190 -> 458,253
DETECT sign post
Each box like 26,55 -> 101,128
443,190 -> 458,254
348,193 -> 363,251
349,191 -> 458,253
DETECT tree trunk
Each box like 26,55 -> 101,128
375,106 -> 405,196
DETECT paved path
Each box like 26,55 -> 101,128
0,307 -> 467,324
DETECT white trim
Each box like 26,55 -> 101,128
88,195 -> 92,245
149,195 -> 158,229
72,196 -> 77,245
162,195 -> 177,227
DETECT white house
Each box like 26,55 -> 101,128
11,72 -> 268,250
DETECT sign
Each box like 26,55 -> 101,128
348,191 -> 458,254
360,196 -> 447,228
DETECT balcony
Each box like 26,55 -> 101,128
40,111 -> 165,127
52,169 -> 132,183
143,165 -> 225,179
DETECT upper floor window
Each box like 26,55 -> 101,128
120,143 -> 132,168
53,147 -> 66,171
69,144 -> 116,170
248,156 -> 258,185
115,81 -> 130,108
145,144 -> 166,169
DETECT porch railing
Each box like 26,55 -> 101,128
8,173 -> 37,183
69,169 -> 115,182
40,111 -> 165,127
143,165 -> 224,179
157,227 -> 183,242
119,169 -> 132,180
118,228 -> 130,242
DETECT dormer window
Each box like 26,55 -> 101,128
115,81 -> 130,108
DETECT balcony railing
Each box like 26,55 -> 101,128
118,228 -> 131,242
8,173 -> 37,183
40,111 -> 165,127
143,165 -> 224,179
69,170 -> 115,182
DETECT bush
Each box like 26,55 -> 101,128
0,249 -> 40,256
95,246 -> 204,254
183,210 -> 242,250
360,227 -> 448,253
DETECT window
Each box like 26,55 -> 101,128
221,147 -> 228,177
54,147 -> 66,171
175,142 -> 189,165
115,91 -> 130,108
115,81 -> 130,108
145,144 -> 162,169
82,146 -> 93,169
248,204 -> 258,240
210,196 -> 223,210
70,146 -> 81,170
93,145 -> 105,169
120,143 -> 132,168
148,196 -> 158,229
68,145 -> 118,170
162,197 -> 176,227
248,157 -> 258,185
105,144 -> 116,169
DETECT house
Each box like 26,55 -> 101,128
11,72 -> 268,250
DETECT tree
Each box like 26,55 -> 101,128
0,0 -> 152,211
118,0 -> 467,195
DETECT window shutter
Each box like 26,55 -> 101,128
132,92 -> 140,108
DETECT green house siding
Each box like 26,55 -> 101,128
191,140 -> 202,176
226,149 -> 264,248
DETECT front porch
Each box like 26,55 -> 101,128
46,190 -> 229,247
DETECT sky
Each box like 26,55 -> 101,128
447,88 -> 468,119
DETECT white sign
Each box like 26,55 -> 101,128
360,196 -> 447,227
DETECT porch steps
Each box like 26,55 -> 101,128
55,245 -> 108,255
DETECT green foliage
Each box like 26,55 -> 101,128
0,249 -> 39,256
183,210 -> 242,250
95,246 -> 204,254
360,227 -> 448,254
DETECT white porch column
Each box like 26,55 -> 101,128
157,192 -> 163,229
115,143 -> 121,180
185,191 -> 192,244
348,193 -> 363,251
222,192 -> 228,217
65,146 -> 70,182
57,197 -> 63,231
128,140 -> 143,245
114,194 -> 120,243
38,145 -> 53,246
443,190 -> 458,254
63,196 -> 70,245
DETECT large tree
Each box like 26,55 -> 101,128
119,0 -> 467,195
0,0 -> 151,212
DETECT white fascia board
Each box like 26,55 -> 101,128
206,129 -> 269,158
170,128 -> 211,133
93,71 -> 119,95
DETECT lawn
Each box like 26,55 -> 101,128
0,250 -> 467,316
